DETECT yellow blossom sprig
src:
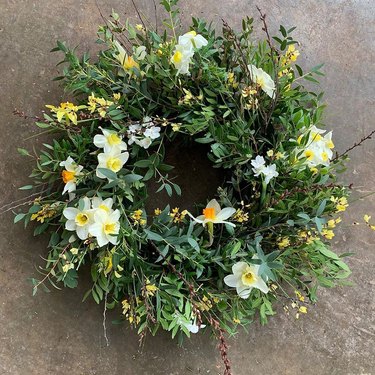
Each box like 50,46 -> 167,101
131,209 -> 146,226
363,214 -> 375,231
233,208 -> 249,223
45,102 -> 86,125
330,196 -> 349,212
169,207 -> 187,223
31,204 -> 58,223
87,93 -> 115,118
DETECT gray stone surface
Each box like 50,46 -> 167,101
1,0 -> 374,374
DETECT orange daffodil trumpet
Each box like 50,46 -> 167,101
59,157 -> 83,195
188,199 -> 236,246
189,199 -> 236,227
224,259 -> 269,299
171,30 -> 208,75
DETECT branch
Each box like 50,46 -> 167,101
332,128 -> 375,161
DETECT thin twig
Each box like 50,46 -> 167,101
33,244 -> 70,293
332,128 -> 375,161
0,189 -> 49,214
256,6 -> 280,129
103,286 -> 110,347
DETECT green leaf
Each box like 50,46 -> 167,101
123,174 -> 143,183
317,244 -> 340,260
144,229 -> 164,242
19,185 -> 33,190
134,160 -> 151,168
14,213 -> 26,223
97,168 -> 117,181
17,148 -> 31,157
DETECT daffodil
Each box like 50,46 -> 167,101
59,156 -> 83,194
113,40 -> 139,72
89,209 -> 121,247
251,155 -> 279,184
91,197 -> 114,214
178,30 -> 208,50
248,65 -> 276,98
96,148 -> 129,180
63,197 -> 93,240
171,44 -> 194,75
298,125 -> 334,167
224,260 -> 269,299
189,199 -> 236,227
93,127 -> 127,153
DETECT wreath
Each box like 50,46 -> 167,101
13,1 -> 374,372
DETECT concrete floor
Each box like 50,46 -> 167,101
1,0 -> 375,374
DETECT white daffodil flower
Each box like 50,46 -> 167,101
175,314 -> 206,334
63,197 -> 93,240
59,156 -> 84,195
189,199 -> 236,227
144,126 -> 161,140
93,128 -> 127,153
224,260 -> 269,299
299,125 -> 335,167
251,156 -> 278,184
262,164 -> 279,184
91,197 -> 114,214
89,209 -> 120,247
96,148 -> 129,180
250,155 -> 266,176
178,31 -> 208,50
171,44 -> 194,75
135,137 -> 152,149
183,319 -> 206,334
248,64 -> 276,98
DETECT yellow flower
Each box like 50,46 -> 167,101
122,299 -> 130,314
87,93 -> 114,117
275,151 -> 285,160
30,204 -> 57,223
135,24 -> 144,31
267,150 -> 274,157
123,55 -> 139,70
322,229 -> 335,240
233,208 -> 249,223
169,207 -> 187,223
154,208 -> 162,216
278,237 -> 290,249
327,219 -> 336,229
298,306 -> 307,314
371,225 -> 375,231
145,283 -> 158,296
113,93 -> 121,101
46,102 -> 82,125
131,209 -> 145,225
295,290 -> 305,302
70,247 -> 79,255
171,123 -> 181,132
310,167 -> 319,174
364,214 -> 371,224
233,318 -> 241,324
336,197 -> 348,212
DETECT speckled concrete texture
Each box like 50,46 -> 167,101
0,1 -> 374,374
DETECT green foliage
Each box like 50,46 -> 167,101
14,1 -> 353,342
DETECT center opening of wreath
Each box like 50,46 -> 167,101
146,139 -> 223,214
